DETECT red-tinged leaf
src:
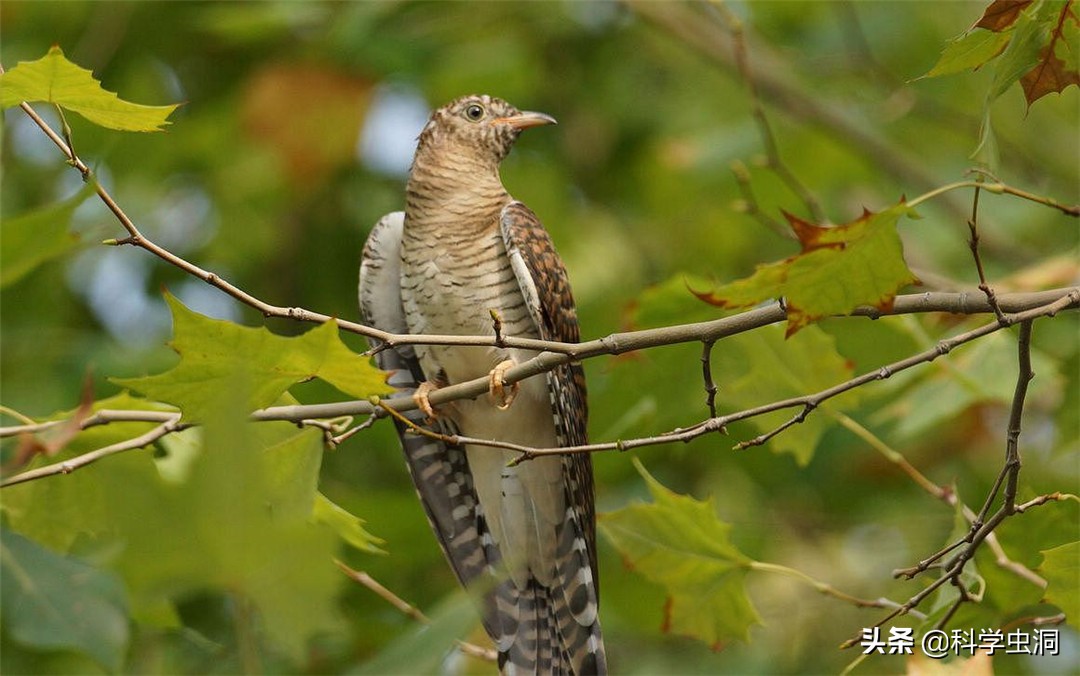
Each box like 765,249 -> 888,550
695,202 -> 919,336
786,209 -> 849,252
691,259 -> 788,309
975,0 -> 1035,31
1020,2 -> 1080,105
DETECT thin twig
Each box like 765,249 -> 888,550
509,292 -> 1077,462
708,1 -> 827,223
0,414 -> 185,488
334,560 -> 497,663
967,182 -> 1006,322
908,179 -> 1080,215
490,309 -> 506,348
844,318 -> 1044,648
835,413 -> 1047,588
749,561 -> 926,619
730,159 -> 791,237
7,292 -> 1075,489
700,340 -> 719,418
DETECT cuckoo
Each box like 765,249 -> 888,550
359,94 -> 606,674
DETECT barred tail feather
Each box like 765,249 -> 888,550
495,577 -> 605,675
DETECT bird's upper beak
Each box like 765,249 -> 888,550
495,111 -> 557,130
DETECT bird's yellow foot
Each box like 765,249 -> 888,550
414,381 -> 439,420
489,359 -> 519,410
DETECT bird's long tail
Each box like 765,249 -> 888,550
495,577 -> 606,675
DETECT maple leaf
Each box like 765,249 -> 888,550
975,0 -> 1035,31
694,202 -> 919,336
1020,1 -> 1080,105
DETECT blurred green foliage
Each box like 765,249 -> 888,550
2,1 -> 1077,674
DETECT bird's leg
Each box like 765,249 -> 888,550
413,381 -> 439,420
488,359 -> 519,410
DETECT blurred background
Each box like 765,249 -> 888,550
2,1 -> 1077,673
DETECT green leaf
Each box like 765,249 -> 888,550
873,330 -> 1061,440
716,324 -> 857,465
109,384 -> 343,661
0,392 -> 176,553
113,292 -> 389,421
0,183 -> 95,288
694,203 -> 918,336
921,28 -> 1013,79
1039,541 -> 1079,620
0,529 -> 129,671
0,46 -> 179,131
988,7 -> 1050,101
314,493 -> 386,554
598,458 -> 761,648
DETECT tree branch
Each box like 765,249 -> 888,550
0,414 -> 184,488
842,317 -> 1047,648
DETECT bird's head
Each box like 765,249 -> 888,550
414,94 -> 556,168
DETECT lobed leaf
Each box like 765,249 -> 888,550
1020,1 -> 1080,104
598,459 -> 761,647
0,46 -> 179,132
694,202 -> 918,336
1039,541 -> 1079,620
113,292 -> 389,422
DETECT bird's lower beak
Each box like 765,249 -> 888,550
496,111 -> 557,130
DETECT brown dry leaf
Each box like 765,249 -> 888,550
1021,1 -> 1080,105
9,373 -> 95,468
975,0 -> 1034,31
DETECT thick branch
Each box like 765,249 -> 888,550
254,288 -> 1078,424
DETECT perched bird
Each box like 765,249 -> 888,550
359,94 -> 605,674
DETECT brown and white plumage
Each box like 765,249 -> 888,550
359,95 -> 605,674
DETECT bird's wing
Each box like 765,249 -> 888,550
500,201 -> 605,674
359,212 -> 498,602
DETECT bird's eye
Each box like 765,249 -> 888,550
464,104 -> 485,121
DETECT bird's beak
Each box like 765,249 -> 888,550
495,111 -> 557,130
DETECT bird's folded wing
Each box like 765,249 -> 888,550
359,211 -> 500,600
500,202 -> 603,649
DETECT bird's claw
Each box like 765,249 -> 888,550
414,381 -> 438,420
489,359 -> 519,410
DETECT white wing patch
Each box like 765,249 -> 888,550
506,238 -> 545,334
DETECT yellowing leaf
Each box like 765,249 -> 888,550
695,203 -> 918,336
598,459 -> 761,647
0,46 -> 179,132
1039,541 -> 1079,620
112,293 -> 389,421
